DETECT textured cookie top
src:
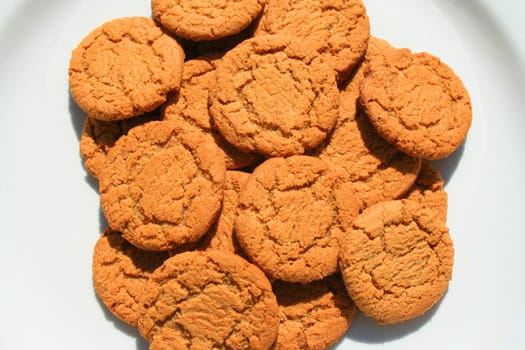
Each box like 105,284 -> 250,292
313,62 -> 421,209
404,161 -> 448,224
151,0 -> 266,41
200,170 -> 250,255
138,250 -> 279,350
79,111 -> 160,179
69,17 -> 185,121
235,156 -> 361,283
271,275 -> 356,350
99,120 -> 226,251
360,48 -> 472,160
255,0 -> 370,80
339,199 -> 454,324
164,56 -> 260,169
92,228 -> 169,326
210,35 -> 339,157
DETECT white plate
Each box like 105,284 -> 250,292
1,1 -> 524,349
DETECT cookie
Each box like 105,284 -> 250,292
137,250 -> 279,349
339,199 -> 454,324
69,17 -> 185,121
312,61 -> 421,209
271,275 -> 356,350
151,0 -> 265,42
210,35 -> 339,157
254,0 -> 370,81
99,120 -> 226,251
359,48 -> 472,159
79,111 -> 161,179
235,155 -> 361,283
200,170 -> 250,255
164,56 -> 260,169
404,160 -> 448,224
92,228 -> 169,326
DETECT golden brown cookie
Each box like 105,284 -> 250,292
312,62 -> 421,209
210,35 -> 339,157
404,160 -> 448,224
151,0 -> 265,42
79,111 -> 161,179
92,228 -> 169,326
235,155 -> 361,283
359,48 -> 472,160
69,17 -> 185,121
200,170 -> 250,255
254,0 -> 370,81
271,275 -> 356,350
164,56 -> 260,169
99,120 -> 226,251
137,250 -> 279,349
339,199 -> 454,324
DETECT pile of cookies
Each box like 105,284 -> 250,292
70,0 -> 471,349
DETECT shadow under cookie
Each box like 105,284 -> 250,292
345,293 -> 445,344
433,141 -> 466,186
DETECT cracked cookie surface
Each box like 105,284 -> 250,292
339,199 -> 454,324
164,56 -> 260,169
92,228 -> 169,325
200,170 -> 251,255
271,275 -> 356,350
404,161 -> 448,224
359,48 -> 472,160
210,35 -> 339,158
254,0 -> 370,81
151,0 -> 265,42
80,111 -> 161,179
69,17 -> 185,121
137,250 -> 279,350
235,155 -> 361,283
312,51 -> 421,209
99,120 -> 225,251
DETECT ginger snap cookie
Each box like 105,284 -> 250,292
200,170 -> 250,255
69,17 -> 185,121
137,250 -> 279,349
92,228 -> 169,326
271,275 -> 356,350
99,120 -> 226,251
404,160 -> 448,224
151,0 -> 266,42
79,111 -> 161,179
312,63 -> 421,209
360,47 -> 472,160
210,35 -> 339,157
164,56 -> 260,169
254,0 -> 370,81
235,155 -> 361,283
339,199 -> 454,324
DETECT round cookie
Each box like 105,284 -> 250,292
99,120 -> 226,251
92,228 -> 169,326
271,275 -> 356,350
80,111 -> 161,179
235,155 -> 361,283
151,0 -> 265,42
137,250 -> 279,350
69,17 -> 185,121
359,48 -> 472,160
210,35 -> 339,157
164,56 -> 260,169
404,160 -> 448,224
312,61 -> 421,209
339,199 -> 454,324
200,170 -> 250,255
254,0 -> 370,80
